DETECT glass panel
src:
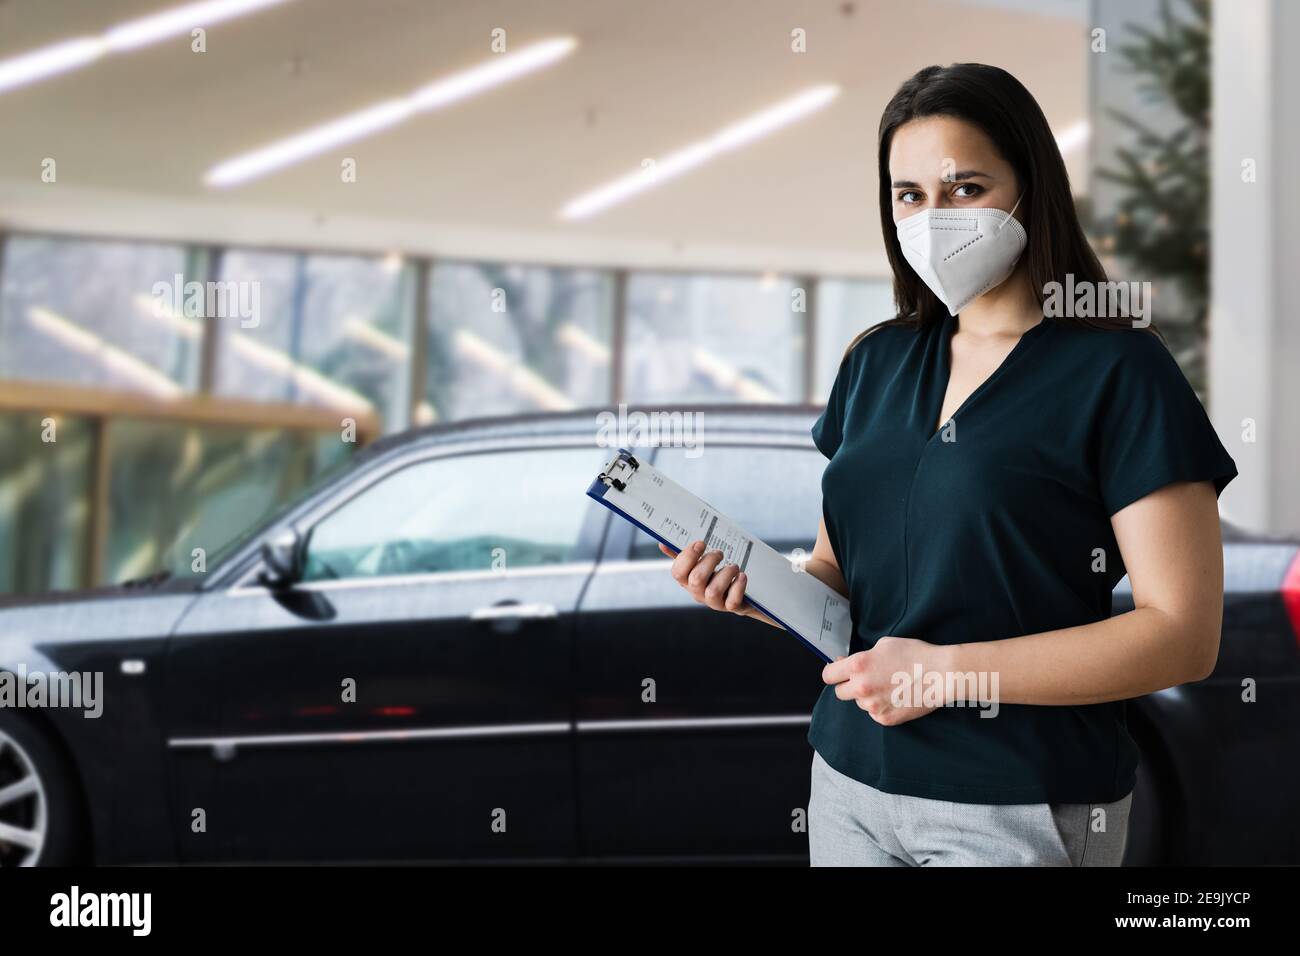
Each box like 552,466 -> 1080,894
815,278 -> 895,398
423,262 -> 613,423
0,413 -> 93,594
214,251 -> 415,433
0,235 -> 198,393
623,272 -> 803,405
629,446 -> 825,561
303,447 -> 598,581
105,419 -> 354,585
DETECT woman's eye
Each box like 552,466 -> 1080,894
953,183 -> 984,198
897,190 -> 922,204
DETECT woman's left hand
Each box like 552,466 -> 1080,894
821,636 -> 950,726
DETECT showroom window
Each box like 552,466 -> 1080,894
814,278 -> 895,400
623,272 -> 805,405
0,229 -> 900,595
214,250 -> 416,433
423,262 -> 614,423
105,419 -> 352,586
0,412 -> 94,593
0,235 -> 201,394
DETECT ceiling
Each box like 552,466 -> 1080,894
0,0 -> 1089,276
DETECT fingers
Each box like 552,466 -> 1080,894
687,548 -> 725,599
669,541 -> 706,585
723,571 -> 749,613
701,562 -> 742,613
666,541 -> 749,616
821,651 -> 859,685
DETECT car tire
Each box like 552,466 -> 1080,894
0,712 -> 88,866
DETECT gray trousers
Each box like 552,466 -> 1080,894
809,750 -> 1133,866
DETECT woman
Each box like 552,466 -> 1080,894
659,63 -> 1237,866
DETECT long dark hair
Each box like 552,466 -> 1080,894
845,62 -> 1157,358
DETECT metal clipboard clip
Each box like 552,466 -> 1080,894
596,449 -> 639,492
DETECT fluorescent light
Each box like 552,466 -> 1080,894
0,37 -> 106,94
105,0 -> 294,52
560,84 -> 840,221
206,99 -> 414,187
205,36 -> 578,187
411,36 -> 576,110
1055,119 -> 1090,156
0,0 -> 295,95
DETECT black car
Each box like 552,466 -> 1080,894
1,406 -> 1297,865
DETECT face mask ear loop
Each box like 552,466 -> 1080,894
996,192 -> 1025,233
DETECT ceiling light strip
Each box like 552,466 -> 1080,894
204,36 -> 577,188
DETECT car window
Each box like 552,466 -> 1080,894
628,445 -> 824,560
302,447 -> 599,581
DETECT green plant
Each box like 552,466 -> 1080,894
1094,0 -> 1210,394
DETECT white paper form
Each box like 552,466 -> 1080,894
585,448 -> 852,663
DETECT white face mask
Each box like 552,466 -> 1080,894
895,193 -> 1027,316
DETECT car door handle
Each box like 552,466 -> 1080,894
469,602 -> 558,622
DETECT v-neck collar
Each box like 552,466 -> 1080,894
928,312 -> 1051,440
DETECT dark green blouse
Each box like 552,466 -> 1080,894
809,313 -> 1238,804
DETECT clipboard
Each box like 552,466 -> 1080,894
584,447 -> 852,663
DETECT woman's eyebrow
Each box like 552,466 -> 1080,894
890,170 -> 993,189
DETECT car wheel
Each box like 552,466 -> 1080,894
0,714 -> 86,866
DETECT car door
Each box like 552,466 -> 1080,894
573,440 -> 829,860
163,442 -> 609,862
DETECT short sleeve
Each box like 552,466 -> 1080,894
811,341 -> 860,460
1094,333 -> 1238,517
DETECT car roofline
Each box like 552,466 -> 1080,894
354,403 -> 826,464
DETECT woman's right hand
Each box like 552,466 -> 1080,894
658,540 -> 756,618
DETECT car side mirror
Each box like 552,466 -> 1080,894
259,528 -> 309,588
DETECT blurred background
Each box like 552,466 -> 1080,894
0,0 -> 1293,596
